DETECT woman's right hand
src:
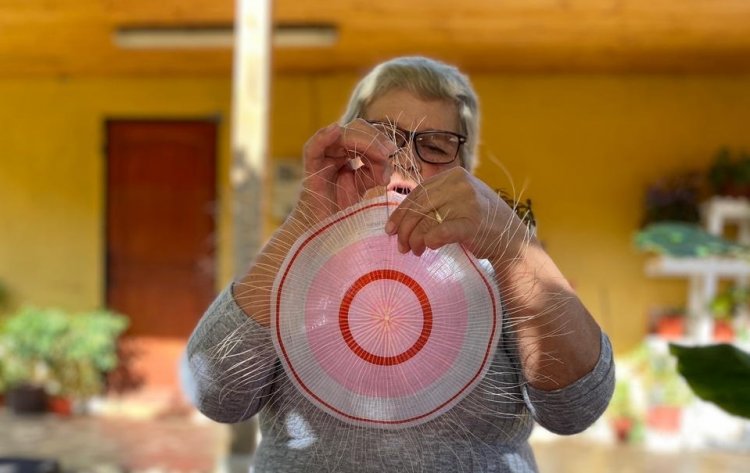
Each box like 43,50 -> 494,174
236,120 -> 397,326
298,119 -> 398,222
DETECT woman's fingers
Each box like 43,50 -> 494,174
340,119 -> 398,192
304,123 -> 341,161
299,120 -> 399,217
305,120 -> 396,186
386,167 -> 504,257
387,178 -> 453,255
341,119 -> 396,160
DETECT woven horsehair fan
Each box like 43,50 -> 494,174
271,191 -> 502,429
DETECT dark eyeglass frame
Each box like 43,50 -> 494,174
366,120 -> 467,165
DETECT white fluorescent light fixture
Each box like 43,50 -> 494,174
272,24 -> 338,48
114,24 -> 338,49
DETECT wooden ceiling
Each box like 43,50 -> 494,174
2,0 -> 750,77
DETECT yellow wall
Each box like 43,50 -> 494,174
0,77 -> 233,310
2,73 -> 750,353
472,75 -> 750,351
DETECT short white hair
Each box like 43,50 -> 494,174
340,56 -> 480,172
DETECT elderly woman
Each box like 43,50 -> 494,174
187,56 -> 614,472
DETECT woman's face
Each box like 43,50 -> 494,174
362,88 -> 463,191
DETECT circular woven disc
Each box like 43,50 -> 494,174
271,193 -> 501,429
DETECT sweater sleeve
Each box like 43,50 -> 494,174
522,331 -> 615,435
186,284 -> 279,423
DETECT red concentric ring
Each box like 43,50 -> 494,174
339,269 -> 433,366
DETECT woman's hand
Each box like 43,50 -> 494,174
298,119 -> 397,222
236,120 -> 396,327
384,167 -> 530,261
386,167 -> 603,391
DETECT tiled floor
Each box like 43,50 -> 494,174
0,409 -> 228,473
2,408 -> 750,473
533,437 -> 750,473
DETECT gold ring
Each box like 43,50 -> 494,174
434,210 -> 443,224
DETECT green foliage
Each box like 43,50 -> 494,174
642,172 -> 703,227
708,148 -> 750,196
669,343 -> 750,419
708,148 -> 734,193
496,189 -> 536,230
609,377 -> 637,419
621,340 -> 694,407
709,286 -> 750,320
0,306 -> 128,398
635,222 -> 749,258
0,280 -> 9,312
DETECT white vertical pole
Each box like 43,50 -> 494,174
231,0 -> 271,279
228,0 -> 271,458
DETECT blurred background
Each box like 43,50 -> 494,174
1,0 -> 750,472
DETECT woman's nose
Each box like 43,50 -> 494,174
387,148 -> 421,189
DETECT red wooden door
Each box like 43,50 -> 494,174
106,120 -> 217,338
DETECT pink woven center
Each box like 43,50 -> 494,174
305,234 -> 468,397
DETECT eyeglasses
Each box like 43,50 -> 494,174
366,120 -> 467,165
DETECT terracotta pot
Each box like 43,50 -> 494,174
47,396 -> 73,416
611,417 -> 634,443
720,184 -> 750,199
713,320 -> 735,342
647,405 -> 682,432
5,385 -> 48,414
656,316 -> 685,340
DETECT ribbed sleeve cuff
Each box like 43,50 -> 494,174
523,331 -> 615,435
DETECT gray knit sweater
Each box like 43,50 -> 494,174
187,285 -> 614,473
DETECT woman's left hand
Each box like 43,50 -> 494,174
385,167 -> 530,261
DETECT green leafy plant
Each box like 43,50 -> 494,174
0,307 -> 67,393
642,172 -> 703,227
0,306 -> 128,398
708,148 -> 750,197
496,189 -> 536,230
635,222 -> 747,258
621,340 -> 694,408
709,286 -> 749,321
608,376 -> 643,424
0,279 -> 9,313
670,343 -> 750,419
607,377 -> 643,443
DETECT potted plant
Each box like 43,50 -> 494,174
641,172 -> 703,227
0,307 -> 67,413
53,309 -> 130,399
0,306 -> 128,414
641,346 -> 693,433
651,307 -> 686,340
621,340 -> 694,435
0,279 -> 9,312
709,285 -> 748,341
708,148 -> 750,198
608,377 -> 641,443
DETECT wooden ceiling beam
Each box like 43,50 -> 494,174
1,0 -> 750,76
